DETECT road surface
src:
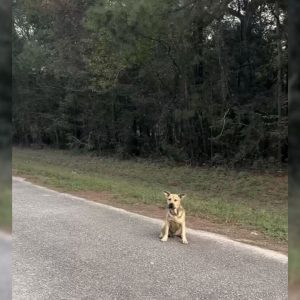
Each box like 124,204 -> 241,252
13,178 -> 287,299
0,233 -> 11,300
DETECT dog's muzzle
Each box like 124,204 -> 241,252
168,203 -> 174,209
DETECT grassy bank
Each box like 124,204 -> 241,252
12,148 -> 287,241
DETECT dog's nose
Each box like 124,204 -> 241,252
168,203 -> 174,209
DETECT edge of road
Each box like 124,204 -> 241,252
13,176 -> 288,264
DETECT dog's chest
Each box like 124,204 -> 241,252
169,220 -> 181,233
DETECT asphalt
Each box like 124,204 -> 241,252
0,233 -> 11,300
13,178 -> 288,299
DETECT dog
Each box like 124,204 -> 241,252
159,191 -> 188,244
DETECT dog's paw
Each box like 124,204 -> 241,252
160,237 -> 168,242
182,239 -> 188,244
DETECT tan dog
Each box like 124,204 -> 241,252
159,191 -> 188,244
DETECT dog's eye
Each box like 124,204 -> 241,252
168,198 -> 171,201
174,199 -> 178,202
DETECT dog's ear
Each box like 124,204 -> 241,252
179,193 -> 186,199
163,191 -> 171,197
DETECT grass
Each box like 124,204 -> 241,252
289,184 -> 300,284
0,187 -> 12,229
12,148 -> 288,241
289,244 -> 300,285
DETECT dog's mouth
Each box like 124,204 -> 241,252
169,208 -> 178,216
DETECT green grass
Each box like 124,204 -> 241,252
290,245 -> 300,285
289,187 -> 300,283
12,148 -> 288,241
0,187 -> 12,228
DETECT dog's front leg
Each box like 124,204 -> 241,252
181,222 -> 188,244
159,223 -> 166,238
160,221 -> 169,242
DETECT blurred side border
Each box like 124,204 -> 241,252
0,0 -> 12,299
0,0 -> 12,231
289,0 -> 300,291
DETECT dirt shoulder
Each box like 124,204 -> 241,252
73,190 -> 288,255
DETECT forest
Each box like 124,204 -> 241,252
13,0 -> 288,166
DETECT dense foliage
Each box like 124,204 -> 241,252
13,0 -> 288,166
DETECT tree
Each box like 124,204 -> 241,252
13,0 -> 288,167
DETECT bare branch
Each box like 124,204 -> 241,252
212,108 -> 230,140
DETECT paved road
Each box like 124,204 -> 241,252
0,234 -> 11,300
13,178 -> 287,299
